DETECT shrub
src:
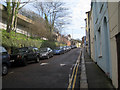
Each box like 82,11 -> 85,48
1,29 -> 65,53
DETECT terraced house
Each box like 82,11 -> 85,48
86,1 -> 120,88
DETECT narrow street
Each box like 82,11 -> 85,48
3,48 -> 81,88
1,0 -> 119,89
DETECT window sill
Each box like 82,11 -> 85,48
98,55 -> 102,58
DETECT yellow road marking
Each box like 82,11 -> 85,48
68,61 -> 77,89
67,51 -> 81,89
72,62 -> 79,90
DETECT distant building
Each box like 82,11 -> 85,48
85,11 -> 91,57
56,32 -> 71,46
81,36 -> 86,47
89,7 -> 95,62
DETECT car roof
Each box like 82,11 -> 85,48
0,46 -> 7,53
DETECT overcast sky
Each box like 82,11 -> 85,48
62,0 -> 91,40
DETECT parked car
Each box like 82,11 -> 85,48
62,46 -> 68,52
67,46 -> 71,51
71,45 -> 77,49
53,47 -> 65,55
10,47 -> 40,66
70,45 -> 74,49
74,45 -> 77,48
64,46 -> 71,52
39,47 -> 53,59
0,46 -> 11,75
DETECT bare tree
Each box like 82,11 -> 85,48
33,1 -> 70,33
28,20 -> 51,39
5,0 -> 31,32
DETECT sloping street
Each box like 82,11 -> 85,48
3,48 -> 81,88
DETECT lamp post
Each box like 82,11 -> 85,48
72,29 -> 73,39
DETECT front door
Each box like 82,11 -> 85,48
116,32 -> 120,89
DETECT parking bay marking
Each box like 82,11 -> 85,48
40,63 -> 49,66
60,64 -> 66,67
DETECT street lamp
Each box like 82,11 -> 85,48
72,29 -> 73,39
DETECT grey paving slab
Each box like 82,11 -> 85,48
84,48 -> 115,89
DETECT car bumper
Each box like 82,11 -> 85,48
40,55 -> 48,59
10,58 -> 24,64
53,52 -> 61,54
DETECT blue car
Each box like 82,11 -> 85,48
53,47 -> 65,55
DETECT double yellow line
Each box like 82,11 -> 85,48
67,51 -> 81,90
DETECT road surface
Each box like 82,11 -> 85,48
3,48 -> 81,88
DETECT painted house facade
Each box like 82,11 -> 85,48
88,1 -> 120,88
107,2 -> 120,88
85,11 -> 91,57
88,8 -> 95,62
92,2 -> 112,80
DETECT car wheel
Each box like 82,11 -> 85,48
22,58 -> 27,66
36,57 -> 40,63
51,54 -> 53,57
2,64 -> 8,75
47,55 -> 49,59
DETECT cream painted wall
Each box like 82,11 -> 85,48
108,2 -> 119,88
108,2 -> 119,37
110,37 -> 118,88
118,2 -> 120,32
0,20 -> 30,36
90,9 -> 95,61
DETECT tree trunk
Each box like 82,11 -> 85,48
10,1 -> 16,31
6,1 -> 11,33
14,1 -> 20,32
7,17 -> 10,33
14,16 -> 17,36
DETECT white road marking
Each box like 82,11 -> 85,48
60,64 -> 66,67
40,63 -> 48,66
9,72 -> 14,74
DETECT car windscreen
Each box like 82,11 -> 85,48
0,46 -> 7,54
12,48 -> 27,54
55,47 -> 60,50
40,48 -> 47,52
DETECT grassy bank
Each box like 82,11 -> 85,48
0,29 -> 65,53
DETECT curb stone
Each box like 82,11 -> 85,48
80,48 -> 88,89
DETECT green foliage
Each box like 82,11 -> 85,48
41,40 -> 56,49
1,29 -> 64,52
1,29 -> 42,48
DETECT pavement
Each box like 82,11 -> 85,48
80,47 -> 115,89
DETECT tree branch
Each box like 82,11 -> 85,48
18,0 -> 30,10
